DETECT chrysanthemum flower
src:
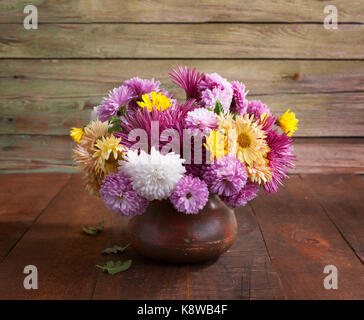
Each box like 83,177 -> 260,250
203,154 -> 247,197
169,66 -> 203,99
119,147 -> 186,201
70,127 -> 84,143
247,100 -> 271,120
137,91 -> 172,112
100,172 -> 149,217
231,81 -> 248,115
170,175 -> 209,214
84,172 -> 103,196
234,114 -> 270,166
277,109 -> 299,136
204,130 -> 227,161
97,85 -> 133,122
73,144 -> 94,172
198,73 -> 233,113
185,108 -> 218,135
221,182 -> 259,207
80,120 -> 109,149
263,130 -> 296,193
93,136 -> 126,175
246,161 -> 272,185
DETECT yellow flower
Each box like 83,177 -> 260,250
81,120 -> 109,148
246,161 -> 272,185
204,130 -> 227,161
70,127 -> 84,143
137,91 -> 172,112
277,109 -> 299,136
93,135 -> 126,175
234,114 -> 270,166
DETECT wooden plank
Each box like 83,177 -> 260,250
250,175 -> 364,299
1,60 -> 364,136
1,24 -> 364,59
1,135 -> 364,174
0,173 -> 71,261
93,204 -> 284,300
1,0 -> 363,23
0,174 -> 111,299
300,174 -> 364,263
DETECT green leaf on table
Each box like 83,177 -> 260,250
96,260 -> 132,275
82,217 -> 104,235
214,101 -> 224,115
102,244 -> 130,255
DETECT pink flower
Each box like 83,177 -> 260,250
185,108 -> 218,135
221,182 -> 259,207
169,66 -> 203,99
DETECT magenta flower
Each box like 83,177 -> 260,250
170,175 -> 209,214
263,130 -> 296,193
169,66 -> 203,99
185,108 -> 218,135
198,73 -> 233,113
100,172 -> 149,217
97,85 -> 133,122
203,154 -> 247,197
231,81 -> 248,115
247,100 -> 271,120
221,182 -> 259,207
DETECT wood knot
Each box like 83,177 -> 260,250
289,73 -> 302,81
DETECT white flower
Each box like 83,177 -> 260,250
119,147 -> 186,201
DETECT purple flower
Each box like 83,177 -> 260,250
203,154 -> 247,197
247,100 -> 271,120
100,172 -> 149,217
221,182 -> 259,207
185,108 -> 218,135
198,73 -> 233,113
263,130 -> 296,193
169,66 -> 203,99
231,81 -> 248,115
97,86 -> 133,122
170,175 -> 209,214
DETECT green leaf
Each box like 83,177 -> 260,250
232,112 -> 238,120
102,244 -> 130,255
108,124 -> 121,133
82,218 -> 104,236
109,116 -> 122,125
214,101 -> 224,115
96,260 -> 132,275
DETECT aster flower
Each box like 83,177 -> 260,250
246,161 -> 272,185
80,120 -> 109,149
97,85 -> 133,122
73,144 -> 95,172
203,154 -> 247,197
198,73 -> 233,113
247,100 -> 271,120
263,130 -> 296,193
277,109 -> 299,136
137,91 -> 172,112
234,114 -> 270,166
185,108 -> 218,135
100,172 -> 149,217
231,81 -> 248,115
170,175 -> 209,214
70,127 -> 84,143
93,135 -> 126,175
221,182 -> 259,207
119,147 -> 186,201
84,172 -> 103,196
169,66 -> 203,99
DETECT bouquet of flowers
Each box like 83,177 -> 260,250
71,66 -> 298,217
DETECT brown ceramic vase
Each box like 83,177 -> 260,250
127,196 -> 237,263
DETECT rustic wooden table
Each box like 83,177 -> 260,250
0,173 -> 362,300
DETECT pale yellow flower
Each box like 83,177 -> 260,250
246,161 -> 272,185
80,120 -> 109,148
204,130 -> 227,161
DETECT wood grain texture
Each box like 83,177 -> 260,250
250,175 -> 364,299
1,135 -> 364,174
0,174 -> 110,299
301,174 -> 364,263
1,0 -> 363,23
1,60 -> 364,137
1,24 -> 364,59
0,173 -> 71,261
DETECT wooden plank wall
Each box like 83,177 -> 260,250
0,1 -> 363,174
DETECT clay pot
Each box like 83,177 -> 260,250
127,196 -> 237,263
